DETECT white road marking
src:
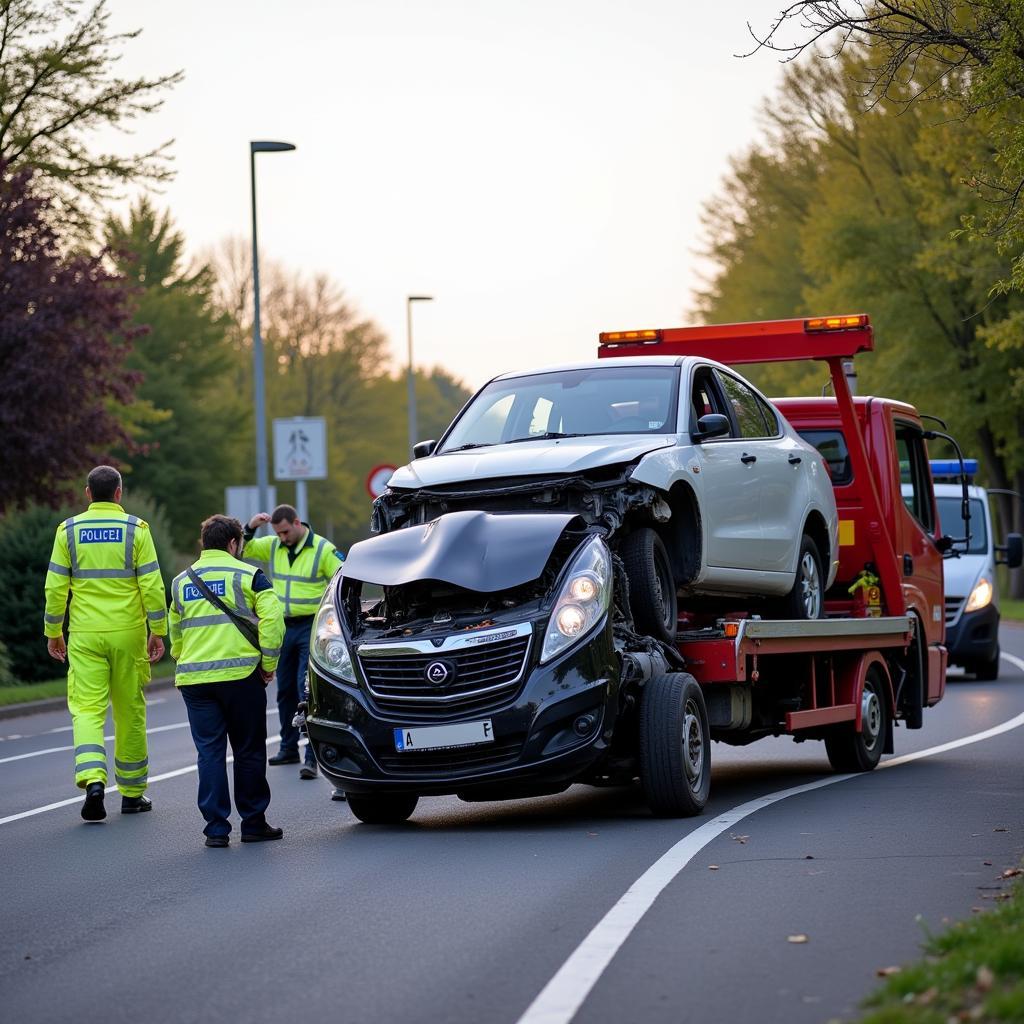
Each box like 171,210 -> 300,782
515,703 -> 1024,1024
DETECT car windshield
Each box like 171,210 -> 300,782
438,366 -> 679,453
936,496 -> 988,555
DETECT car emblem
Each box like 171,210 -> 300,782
425,660 -> 454,687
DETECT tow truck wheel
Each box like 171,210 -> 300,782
640,672 -> 711,817
346,793 -> 419,825
777,534 -> 825,620
824,667 -> 889,772
620,528 -> 678,643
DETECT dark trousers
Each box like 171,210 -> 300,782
275,618 -> 313,762
180,674 -> 271,837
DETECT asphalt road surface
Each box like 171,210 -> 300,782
4,626 -> 1023,1024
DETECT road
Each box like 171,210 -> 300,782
3,626 -> 1023,1024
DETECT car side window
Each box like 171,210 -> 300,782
894,422 -> 935,533
715,371 -> 770,439
755,393 -> 779,436
689,367 -> 733,436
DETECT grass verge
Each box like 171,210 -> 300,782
1001,598 -> 1024,623
862,875 -> 1024,1022
0,678 -> 68,705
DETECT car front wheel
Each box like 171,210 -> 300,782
777,534 -> 824,620
620,527 -> 678,643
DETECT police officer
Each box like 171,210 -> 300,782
243,505 -> 343,782
169,515 -> 285,847
43,466 -> 167,822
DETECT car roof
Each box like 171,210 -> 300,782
932,482 -> 988,500
492,356 -> 684,380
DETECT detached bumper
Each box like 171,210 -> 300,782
946,602 -> 1000,667
305,620 -> 619,797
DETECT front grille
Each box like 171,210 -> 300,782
945,596 -> 964,625
376,734 -> 525,775
358,630 -> 532,721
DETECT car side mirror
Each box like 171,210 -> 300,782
412,439 -> 437,459
997,532 -> 1023,569
693,413 -> 730,442
936,534 -> 955,554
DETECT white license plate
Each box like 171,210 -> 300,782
393,720 -> 494,752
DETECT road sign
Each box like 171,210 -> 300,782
273,417 -> 327,480
366,464 -> 397,499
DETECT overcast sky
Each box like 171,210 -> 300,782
105,0 -> 786,392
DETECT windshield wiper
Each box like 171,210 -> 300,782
506,432 -> 588,444
443,442 -> 495,453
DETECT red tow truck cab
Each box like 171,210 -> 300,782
599,314 -> 947,766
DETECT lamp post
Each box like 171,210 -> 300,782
250,140 -> 296,515
406,294 -> 433,456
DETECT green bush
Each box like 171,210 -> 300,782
0,491 -> 185,682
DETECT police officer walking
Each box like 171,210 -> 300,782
43,466 -> 167,822
169,515 -> 285,847
243,505 -> 343,783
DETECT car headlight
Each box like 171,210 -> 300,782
964,577 -> 993,613
540,536 -> 612,664
311,590 -> 356,682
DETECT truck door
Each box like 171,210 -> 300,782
892,420 -> 946,703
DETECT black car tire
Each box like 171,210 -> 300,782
346,793 -> 419,824
620,527 -> 677,643
973,646 -> 1000,682
776,533 -> 825,620
639,672 -> 711,817
825,666 -> 889,773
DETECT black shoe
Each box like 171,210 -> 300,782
205,835 -> 229,848
331,788 -> 347,802
241,824 -> 283,843
299,763 -> 318,780
81,782 -> 106,822
268,751 -> 300,765
121,794 -> 152,814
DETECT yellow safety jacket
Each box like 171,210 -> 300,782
168,549 -> 284,686
243,525 -> 343,619
44,502 -> 168,638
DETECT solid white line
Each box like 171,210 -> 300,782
515,705 -> 1024,1024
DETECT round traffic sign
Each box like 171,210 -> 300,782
366,464 -> 397,499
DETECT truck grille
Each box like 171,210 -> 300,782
357,626 -> 532,722
945,596 -> 964,625
375,734 -> 525,775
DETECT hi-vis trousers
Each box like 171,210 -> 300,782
67,626 -> 150,796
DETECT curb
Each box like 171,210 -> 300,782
0,675 -> 178,721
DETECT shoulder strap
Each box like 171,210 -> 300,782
185,567 -> 260,650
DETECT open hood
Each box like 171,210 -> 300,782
388,435 -> 675,490
342,510 -> 581,592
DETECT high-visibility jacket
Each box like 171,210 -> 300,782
243,524 -> 343,619
168,549 -> 284,686
44,502 -> 168,638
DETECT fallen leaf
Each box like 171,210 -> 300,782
971,907 -> 984,913
876,966 -> 901,977
787,934 -> 809,944
993,827 -> 1010,833
1000,868 -> 1022,878
983,861 -> 992,866
804,854 -> 814,860
708,865 -> 719,870
730,834 -> 749,844
976,965 -> 995,991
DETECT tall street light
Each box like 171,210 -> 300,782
250,140 -> 296,515
406,294 -> 433,456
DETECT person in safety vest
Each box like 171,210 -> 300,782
169,515 -> 285,847
243,504 -> 344,785
43,466 -> 167,822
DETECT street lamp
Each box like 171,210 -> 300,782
250,140 -> 296,515
406,294 -> 433,456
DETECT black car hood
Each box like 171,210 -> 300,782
343,510 -> 580,591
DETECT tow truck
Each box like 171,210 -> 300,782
306,315 -> 956,821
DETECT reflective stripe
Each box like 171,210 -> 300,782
47,561 -> 71,577
310,538 -> 327,579
76,744 -> 106,756
115,773 -> 147,787
172,575 -> 184,616
147,609 -> 166,621
287,595 -> 322,606
64,518 -> 79,572
124,516 -> 138,570
275,571 -> 325,583
74,568 -> 136,579
44,612 -> 65,624
115,757 -> 148,772
135,560 -> 160,576
74,760 -> 107,773
177,656 -> 260,674
262,647 -> 281,659
180,614 -> 234,629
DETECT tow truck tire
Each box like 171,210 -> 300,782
973,647 -> 1000,682
346,793 -> 419,824
824,667 -> 889,773
777,534 -> 825,620
640,672 -> 711,817
620,528 -> 677,643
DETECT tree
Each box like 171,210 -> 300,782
104,200 -> 248,551
0,160 -> 141,512
0,0 -> 181,231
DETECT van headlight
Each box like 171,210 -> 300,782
311,591 -> 356,682
964,577 -> 993,613
541,537 -> 612,663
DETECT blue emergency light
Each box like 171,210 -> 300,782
929,459 -> 977,479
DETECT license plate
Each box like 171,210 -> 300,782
393,720 -> 494,752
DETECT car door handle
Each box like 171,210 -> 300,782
740,453 -> 757,464
788,455 -> 802,465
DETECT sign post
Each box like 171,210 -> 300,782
273,417 -> 327,523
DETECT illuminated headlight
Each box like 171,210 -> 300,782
965,577 -> 993,613
311,590 -> 355,682
541,537 -> 612,663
